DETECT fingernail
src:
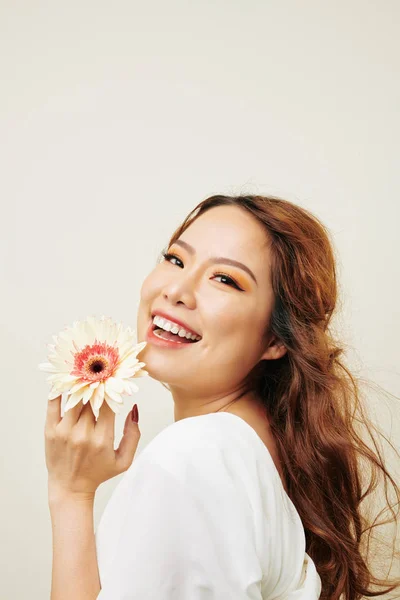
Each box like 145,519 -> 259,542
131,403 -> 139,423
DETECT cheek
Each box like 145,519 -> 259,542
137,274 -> 159,331
137,272 -> 162,339
139,275 -> 152,304
206,305 -> 254,342
139,269 -> 162,304
207,321 -> 261,381
209,309 -> 263,360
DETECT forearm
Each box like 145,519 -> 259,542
49,492 -> 101,600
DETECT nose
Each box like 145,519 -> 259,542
161,271 -> 197,309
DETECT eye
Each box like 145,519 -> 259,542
161,252 -> 243,291
161,252 -> 184,268
212,273 -> 243,290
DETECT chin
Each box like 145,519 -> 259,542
138,355 -> 170,381
144,362 -> 188,389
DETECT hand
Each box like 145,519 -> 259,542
44,395 -> 140,502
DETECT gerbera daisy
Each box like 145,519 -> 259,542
38,315 -> 148,420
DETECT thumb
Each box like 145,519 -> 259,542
115,405 -> 140,471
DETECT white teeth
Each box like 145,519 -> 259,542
152,315 -> 201,341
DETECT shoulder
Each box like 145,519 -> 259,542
138,412 -> 238,462
135,412 -> 260,485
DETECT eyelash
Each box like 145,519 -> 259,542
161,252 -> 244,291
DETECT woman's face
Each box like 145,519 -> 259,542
137,204 -> 284,397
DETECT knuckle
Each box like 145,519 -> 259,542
56,430 -> 70,444
93,437 -> 108,451
44,428 -> 55,442
117,456 -> 130,472
70,432 -> 88,447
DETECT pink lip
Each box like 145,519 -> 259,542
151,310 -> 201,338
146,321 -> 199,349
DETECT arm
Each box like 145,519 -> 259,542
49,490 -> 101,600
43,394 -> 140,600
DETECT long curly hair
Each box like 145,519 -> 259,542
158,194 -> 400,600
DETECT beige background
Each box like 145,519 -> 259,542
1,1 -> 399,598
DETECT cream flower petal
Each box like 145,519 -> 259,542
112,321 -> 122,342
69,380 -> 91,395
85,316 -> 99,343
71,325 -> 88,350
126,375 -> 146,385
116,338 -> 130,358
113,367 -> 134,379
56,333 -> 75,354
91,402 -> 100,421
131,369 -> 149,378
117,329 -> 138,350
48,357 -> 70,371
97,317 -> 107,344
47,370 -> 75,382
48,381 -> 76,399
49,379 -> 76,394
38,362 -> 58,373
129,364 -> 147,376
102,316 -> 118,344
46,374 -> 62,383
92,382 -> 105,411
57,373 -> 78,384
52,347 -> 73,364
65,389 -> 85,412
105,376 -> 125,394
119,353 -> 141,367
118,354 -> 141,372
103,385 -> 123,404
82,386 -> 94,405
123,381 -> 139,395
104,393 -> 122,415
118,331 -> 134,355
121,340 -> 146,359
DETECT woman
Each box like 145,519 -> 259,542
46,195 -> 400,599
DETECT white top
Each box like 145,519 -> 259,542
95,412 -> 322,599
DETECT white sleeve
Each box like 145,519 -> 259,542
95,451 -> 262,600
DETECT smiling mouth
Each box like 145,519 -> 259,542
151,322 -> 201,343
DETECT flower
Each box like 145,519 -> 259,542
38,315 -> 148,420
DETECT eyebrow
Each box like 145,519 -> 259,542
171,239 -> 258,285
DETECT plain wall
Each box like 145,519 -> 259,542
1,1 -> 399,597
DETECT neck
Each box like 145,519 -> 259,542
170,385 -> 263,422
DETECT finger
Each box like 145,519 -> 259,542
45,395 -> 62,431
115,409 -> 140,471
74,401 -> 96,430
62,382 -> 100,426
94,399 -> 116,437
62,397 -> 86,427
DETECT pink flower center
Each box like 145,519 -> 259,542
70,341 -> 120,383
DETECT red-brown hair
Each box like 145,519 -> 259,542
160,194 -> 400,600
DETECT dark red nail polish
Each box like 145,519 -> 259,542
131,404 -> 139,423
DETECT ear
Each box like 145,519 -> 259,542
260,335 -> 287,361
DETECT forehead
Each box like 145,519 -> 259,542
180,205 -> 270,255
